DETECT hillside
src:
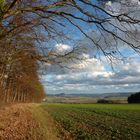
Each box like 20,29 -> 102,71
48,92 -> 133,98
45,92 -> 132,104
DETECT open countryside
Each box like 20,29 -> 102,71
0,0 -> 140,139
44,104 -> 140,140
0,102 -> 140,140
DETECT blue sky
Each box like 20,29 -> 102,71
41,0 -> 140,94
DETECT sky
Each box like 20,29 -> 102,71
41,45 -> 140,94
41,0 -> 140,94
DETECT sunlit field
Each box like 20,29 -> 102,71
41,104 -> 140,140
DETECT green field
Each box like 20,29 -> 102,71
41,104 -> 140,140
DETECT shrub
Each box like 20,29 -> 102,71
128,92 -> 140,103
97,99 -> 113,104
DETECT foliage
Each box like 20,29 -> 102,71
97,99 -> 113,103
128,92 -> 140,103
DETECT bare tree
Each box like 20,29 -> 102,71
0,1 -> 139,53
0,0 -> 140,102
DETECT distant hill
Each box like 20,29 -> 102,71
47,92 -> 133,98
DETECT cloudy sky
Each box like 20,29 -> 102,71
41,0 -> 140,94
41,44 -> 140,94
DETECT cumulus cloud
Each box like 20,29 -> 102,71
54,43 -> 72,55
41,51 -> 140,94
41,1 -> 140,94
105,0 -> 140,14
105,1 -> 121,14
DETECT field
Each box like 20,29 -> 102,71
0,103 -> 140,140
45,96 -> 128,104
41,104 -> 140,140
45,96 -> 98,104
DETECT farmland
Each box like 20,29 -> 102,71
45,96 -> 128,104
0,103 -> 140,140
41,104 -> 140,140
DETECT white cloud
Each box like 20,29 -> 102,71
105,1 -> 122,14
105,0 -> 140,19
71,57 -> 105,72
106,1 -> 112,6
55,43 -> 72,55
131,0 -> 140,4
41,54 -> 140,94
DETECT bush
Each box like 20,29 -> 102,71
128,92 -> 140,103
97,99 -> 113,104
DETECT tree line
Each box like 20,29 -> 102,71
0,0 -> 46,102
0,27 -> 45,103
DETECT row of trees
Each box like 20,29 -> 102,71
0,0 -> 140,103
0,29 -> 45,103
0,0 -> 46,102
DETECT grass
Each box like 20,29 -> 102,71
41,104 -> 140,140
32,104 -> 61,140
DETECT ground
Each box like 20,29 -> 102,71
0,104 -> 60,140
0,103 -> 140,140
